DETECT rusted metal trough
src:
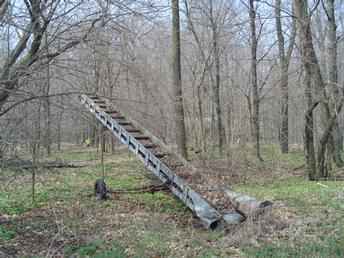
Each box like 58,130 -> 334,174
80,95 -> 222,229
80,95 -> 272,229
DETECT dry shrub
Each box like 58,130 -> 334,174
221,207 -> 291,248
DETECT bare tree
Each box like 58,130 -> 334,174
172,0 -> 188,158
325,0 -> 343,166
209,0 -> 226,155
183,0 -> 232,156
56,95 -> 64,151
294,0 -> 344,179
249,0 -> 263,161
275,0 -> 296,153
43,33 -> 51,155
0,0 -> 102,114
0,0 -> 8,22
183,0 -> 213,155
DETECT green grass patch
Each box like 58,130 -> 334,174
65,240 -> 127,258
0,177 -> 80,215
132,192 -> 187,213
105,174 -> 143,189
0,149 -> 186,217
4,145 -> 344,258
0,225 -> 16,241
245,237 -> 344,258
0,190 -> 35,215
136,231 -> 169,257
52,149 -> 98,162
278,150 -> 304,167
236,177 -> 344,258
234,178 -> 344,214
198,250 -> 222,258
258,144 -> 304,169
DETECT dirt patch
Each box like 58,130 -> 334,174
1,201 -> 294,257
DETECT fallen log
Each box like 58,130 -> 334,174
1,159 -> 86,170
107,183 -> 169,194
225,190 -> 273,218
36,163 -> 86,169
17,163 -> 86,169
317,177 -> 344,181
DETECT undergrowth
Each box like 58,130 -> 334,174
1,145 -> 344,257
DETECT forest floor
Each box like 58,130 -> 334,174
1,144 -> 344,257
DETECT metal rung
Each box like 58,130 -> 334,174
126,128 -> 141,133
112,115 -> 125,120
144,144 -> 157,149
118,121 -> 132,126
134,136 -> 150,140
154,153 -> 166,158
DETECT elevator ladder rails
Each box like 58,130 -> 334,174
80,94 -> 222,229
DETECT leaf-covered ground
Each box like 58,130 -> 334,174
0,145 -> 344,257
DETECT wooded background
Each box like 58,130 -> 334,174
1,0 -> 344,180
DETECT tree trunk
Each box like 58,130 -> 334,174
304,98 -> 317,180
171,0 -> 188,159
101,126 -> 105,178
249,0 -> 263,161
197,84 -> 207,154
326,0 -> 343,167
32,99 -> 42,203
44,33 -> 51,156
57,96 -> 64,151
90,122 -> 97,145
209,0 -> 225,155
318,100 -> 344,178
0,0 -> 46,112
0,0 -> 8,22
32,144 -> 37,204
294,0 -> 337,179
275,0 -> 296,154
295,0 -> 320,179
57,123 -> 62,151
226,101 -> 233,171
